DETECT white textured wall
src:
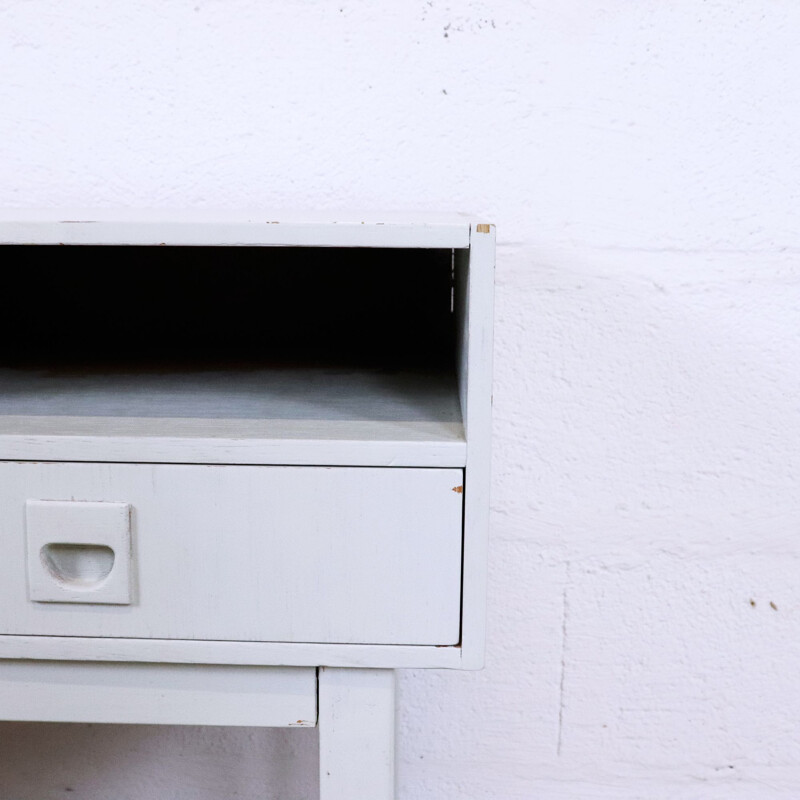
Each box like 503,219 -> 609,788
2,1 -> 800,797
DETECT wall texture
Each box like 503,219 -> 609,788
2,1 -> 800,797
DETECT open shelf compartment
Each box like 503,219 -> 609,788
0,244 -> 468,466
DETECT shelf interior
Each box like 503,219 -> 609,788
0,365 -> 461,424
0,246 -> 463,449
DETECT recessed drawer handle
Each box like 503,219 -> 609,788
40,543 -> 116,589
26,500 -> 132,605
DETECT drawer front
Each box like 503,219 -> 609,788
0,463 -> 463,646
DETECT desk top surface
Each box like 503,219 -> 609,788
0,210 -> 485,249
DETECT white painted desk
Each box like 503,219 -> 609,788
0,211 -> 494,798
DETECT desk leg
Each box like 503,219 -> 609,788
318,667 -> 395,800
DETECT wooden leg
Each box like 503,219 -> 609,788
318,667 -> 395,800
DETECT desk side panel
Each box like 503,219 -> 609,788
457,224 -> 495,669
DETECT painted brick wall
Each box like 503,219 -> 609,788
2,2 -> 799,797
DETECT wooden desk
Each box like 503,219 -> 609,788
0,211 -> 494,798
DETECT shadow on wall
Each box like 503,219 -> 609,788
0,722 -> 319,800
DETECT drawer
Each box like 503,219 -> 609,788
0,463 -> 463,646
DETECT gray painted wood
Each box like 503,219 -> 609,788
0,462 -> 463,646
0,660 -> 316,726
0,209 -> 471,248
0,214 -> 494,798
0,367 -> 461,421
0,635 -> 464,669
0,368 -> 465,466
319,668 -> 395,800
459,223 -> 495,669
